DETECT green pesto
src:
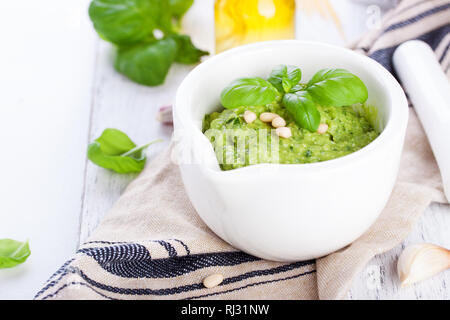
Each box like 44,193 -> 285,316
202,103 -> 379,171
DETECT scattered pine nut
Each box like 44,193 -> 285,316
272,116 -> 286,128
317,123 -> 328,134
260,112 -> 278,122
275,127 -> 292,138
203,273 -> 224,288
243,110 -> 257,124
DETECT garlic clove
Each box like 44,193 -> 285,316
397,243 -> 450,286
156,105 -> 173,125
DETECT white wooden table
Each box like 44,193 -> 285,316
0,0 -> 448,300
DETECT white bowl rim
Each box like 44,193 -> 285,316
174,40 -> 409,176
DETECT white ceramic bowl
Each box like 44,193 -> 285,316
173,40 -> 408,262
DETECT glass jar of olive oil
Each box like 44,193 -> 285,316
214,0 -> 296,53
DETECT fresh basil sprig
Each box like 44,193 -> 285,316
0,239 -> 31,269
89,0 -> 208,86
267,65 -> 302,94
306,68 -> 368,107
220,65 -> 368,132
115,39 -> 178,86
220,78 -> 280,109
169,0 -> 194,27
88,0 -> 170,45
171,34 -> 209,64
87,129 -> 162,173
283,91 -> 320,132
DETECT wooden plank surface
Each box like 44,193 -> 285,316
79,0 -> 450,299
1,0 -> 443,299
79,0 -> 215,245
348,203 -> 450,299
0,0 -> 96,299
78,40 -> 181,244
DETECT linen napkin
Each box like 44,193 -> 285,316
35,0 -> 449,300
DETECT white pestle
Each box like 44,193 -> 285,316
393,40 -> 450,203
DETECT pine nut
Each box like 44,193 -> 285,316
272,116 -> 286,128
317,123 -> 328,134
259,112 -> 278,122
203,273 -> 224,288
243,110 -> 257,124
276,127 -> 292,138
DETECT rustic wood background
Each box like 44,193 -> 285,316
1,0 -> 448,299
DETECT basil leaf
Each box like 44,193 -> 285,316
283,91 -> 320,132
306,68 -> 368,107
220,78 -> 280,109
169,0 -> 194,21
289,83 -> 306,93
115,38 -> 177,86
170,34 -> 209,64
0,239 -> 31,269
88,142 -> 146,173
89,0 -> 171,45
87,129 -> 161,174
268,65 -> 302,93
94,128 -> 137,155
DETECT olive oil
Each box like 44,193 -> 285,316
214,0 -> 296,53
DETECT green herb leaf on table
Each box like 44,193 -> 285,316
169,0 -> 194,24
87,129 -> 162,174
88,0 -> 208,86
0,239 -> 31,269
267,65 -> 302,93
88,0 -> 171,45
170,34 -> 209,64
306,68 -> 368,107
220,78 -> 280,109
115,38 -> 178,86
283,91 -> 321,132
